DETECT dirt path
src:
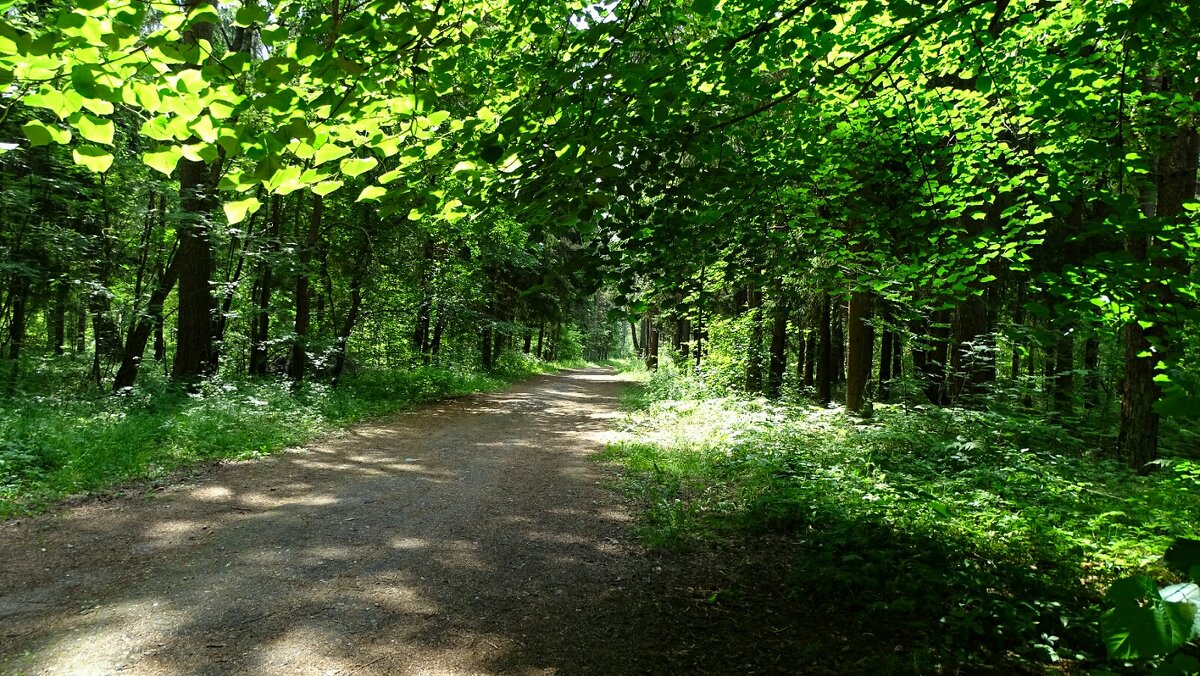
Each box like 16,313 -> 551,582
0,369 -> 805,675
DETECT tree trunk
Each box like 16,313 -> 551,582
745,286 -> 763,392
249,196 -> 280,377
913,308 -> 951,405
950,295 -> 992,404
831,308 -> 845,384
536,322 -> 545,359
153,310 -> 165,362
52,281 -> 66,356
1083,337 -> 1100,411
767,288 -> 788,399
1119,106 -> 1197,470
289,195 -> 320,382
816,292 -> 832,405
171,1 -> 218,382
804,330 -> 816,388
879,327 -> 894,402
891,329 -> 902,392
331,277 -> 363,389
1053,331 -> 1075,420
429,305 -> 445,363
628,321 -> 639,354
481,312 -> 494,370
74,306 -> 87,353
113,256 -> 180,390
845,290 -> 873,413
795,320 -> 806,384
6,281 -> 26,389
645,314 -> 658,371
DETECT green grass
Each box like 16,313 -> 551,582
0,353 -> 569,517
601,368 -> 1200,672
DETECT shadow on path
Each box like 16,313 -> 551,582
0,370 -> 812,675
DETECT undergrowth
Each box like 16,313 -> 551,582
0,352 -> 570,517
602,365 -> 1200,673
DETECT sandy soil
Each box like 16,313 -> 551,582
0,369 -> 809,675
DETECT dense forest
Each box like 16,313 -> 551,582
1,0 -> 1198,672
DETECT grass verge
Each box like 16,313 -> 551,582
601,368 -> 1200,672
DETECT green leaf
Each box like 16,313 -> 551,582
356,185 -> 386,202
340,156 -> 378,177
143,148 -> 182,176
22,120 -> 71,146
223,197 -> 261,225
1102,576 -> 1196,660
72,113 -> 114,145
694,0 -> 715,15
72,146 -> 113,173
314,143 -> 351,166
312,180 -> 343,197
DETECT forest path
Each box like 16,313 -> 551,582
0,369 -> 798,675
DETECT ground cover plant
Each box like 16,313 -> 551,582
604,364 -> 1200,673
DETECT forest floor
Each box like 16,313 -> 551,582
0,369 -> 817,675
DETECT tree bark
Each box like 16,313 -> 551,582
913,307 -> 950,405
113,255 -> 180,390
289,195 -> 320,382
171,0 -> 218,382
845,290 -> 873,413
816,292 -> 832,405
1052,331 -> 1075,420
52,281 -> 66,356
1083,337 -> 1100,411
249,196 -> 280,377
766,287 -> 788,399
950,295 -> 992,404
745,286 -> 763,392
1119,105 -> 1198,470
879,326 -> 894,402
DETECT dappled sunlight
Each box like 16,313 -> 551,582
1,369 -> 678,674
188,485 -> 233,502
